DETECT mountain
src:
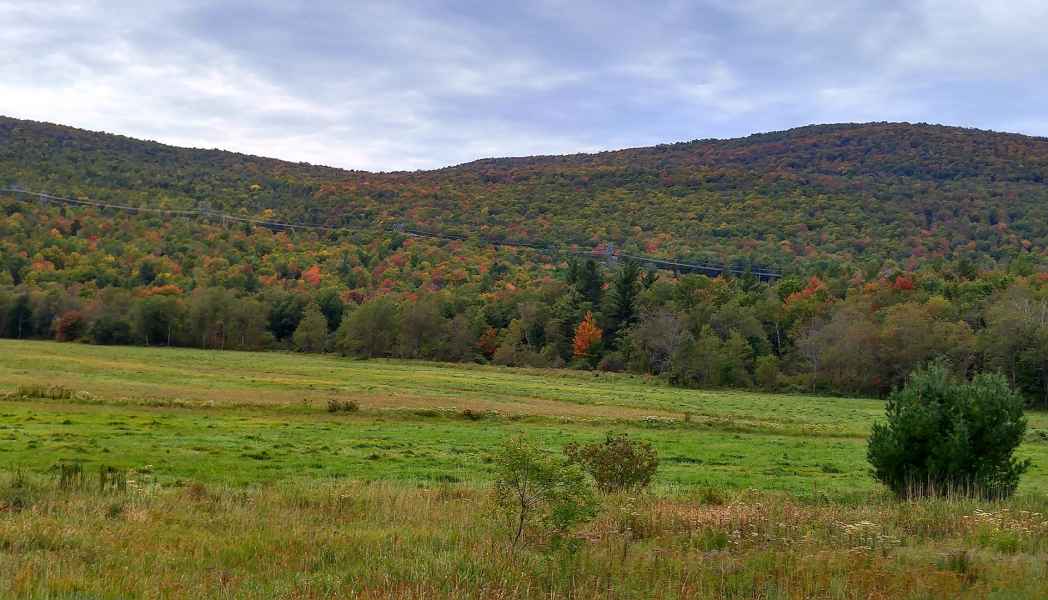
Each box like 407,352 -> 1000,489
2,116 -> 1047,273
4,116 -> 1048,401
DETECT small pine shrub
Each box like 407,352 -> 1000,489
867,361 -> 1030,499
564,432 -> 659,494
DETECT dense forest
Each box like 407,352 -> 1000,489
2,116 -> 1047,403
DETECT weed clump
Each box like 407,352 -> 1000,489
14,384 -> 72,400
99,465 -> 127,493
8,384 -> 94,402
326,398 -> 360,413
461,408 -> 499,421
56,462 -> 84,490
0,470 -> 38,512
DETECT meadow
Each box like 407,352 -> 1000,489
3,339 -> 1048,598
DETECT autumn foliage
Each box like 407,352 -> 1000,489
2,117 -> 1048,402
572,312 -> 602,358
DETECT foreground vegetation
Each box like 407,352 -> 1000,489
5,475 -> 1048,598
4,340 -> 1048,597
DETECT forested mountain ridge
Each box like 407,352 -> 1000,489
2,116 -> 1047,403
3,116 -> 1047,273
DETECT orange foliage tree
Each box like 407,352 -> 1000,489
572,311 -> 603,358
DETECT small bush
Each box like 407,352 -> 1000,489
493,435 -> 599,548
564,432 -> 659,494
867,361 -> 1030,499
326,398 -> 359,413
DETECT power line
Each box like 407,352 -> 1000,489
0,187 -> 781,280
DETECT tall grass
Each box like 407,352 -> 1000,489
2,473 -> 1048,599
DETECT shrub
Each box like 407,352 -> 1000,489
564,432 -> 659,494
867,361 -> 1030,499
493,435 -> 599,548
326,398 -> 359,413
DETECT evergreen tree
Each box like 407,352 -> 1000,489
576,260 -> 603,307
604,260 -> 641,343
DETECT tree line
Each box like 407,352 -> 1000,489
3,252 -> 1048,406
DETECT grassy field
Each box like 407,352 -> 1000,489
3,339 -> 1048,598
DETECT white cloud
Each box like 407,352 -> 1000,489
2,0 -> 1048,170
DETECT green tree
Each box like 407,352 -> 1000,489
334,297 -> 399,358
267,291 -> 305,341
138,260 -> 157,285
719,330 -> 753,387
493,435 -> 599,549
867,361 -> 1029,499
293,301 -> 328,353
315,287 -> 345,333
187,288 -> 232,349
398,296 -> 446,358
604,260 -> 641,342
132,295 -> 183,346
981,287 -> 1048,406
229,297 -> 271,350
754,354 -> 781,390
573,259 -> 603,307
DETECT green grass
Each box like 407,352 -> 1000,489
2,339 -> 1048,495
4,339 -> 1048,598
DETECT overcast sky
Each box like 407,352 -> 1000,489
2,1 -> 1046,171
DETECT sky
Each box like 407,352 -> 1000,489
2,0 -> 1047,171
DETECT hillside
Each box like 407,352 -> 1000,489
3,116 -> 1047,271
2,117 -> 1048,403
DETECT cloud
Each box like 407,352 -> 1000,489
1,0 -> 1046,170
